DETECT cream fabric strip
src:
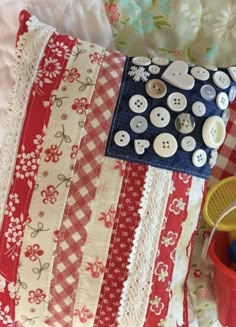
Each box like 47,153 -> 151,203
117,167 -> 172,327
0,15 -> 55,228
166,176 -> 205,327
16,41 -> 104,326
73,157 -> 125,327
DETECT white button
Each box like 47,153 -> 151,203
130,116 -> 148,134
229,86 -> 236,102
204,65 -> 218,71
200,84 -> 216,101
132,56 -> 151,66
213,71 -> 230,89
191,66 -> 210,81
202,116 -> 226,149
150,107 -> 170,128
134,139 -> 150,155
228,67 -> 236,82
146,79 -> 167,99
222,108 -> 230,125
181,136 -> 196,152
192,149 -> 207,167
153,133 -> 178,158
129,94 -> 148,113
114,130 -> 130,147
192,101 -> 206,117
167,92 -> 187,112
152,57 -> 169,66
148,65 -> 160,75
162,60 -> 195,90
216,92 -> 229,110
175,113 -> 196,134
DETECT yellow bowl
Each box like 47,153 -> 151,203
203,176 -> 236,232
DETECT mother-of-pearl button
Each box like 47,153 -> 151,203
152,57 -> 169,66
229,86 -> 236,102
130,115 -> 148,134
150,107 -> 170,128
132,56 -> 151,66
167,92 -> 187,112
153,133 -> 178,158
192,149 -> 207,167
175,113 -> 195,134
216,92 -> 229,110
129,94 -> 148,113
222,108 -> 230,125
148,65 -> 160,75
146,79 -> 167,99
202,116 -> 226,148
192,101 -> 206,117
213,71 -> 230,89
191,66 -> 210,81
200,84 -> 216,101
114,130 -> 130,147
181,136 -> 196,152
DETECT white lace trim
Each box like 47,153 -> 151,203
0,15 -> 55,224
117,167 -> 172,327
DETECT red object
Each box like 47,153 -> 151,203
209,232 -> 236,327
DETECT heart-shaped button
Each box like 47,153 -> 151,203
134,139 -> 150,155
162,60 -> 195,90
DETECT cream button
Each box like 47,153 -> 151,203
153,133 -> 178,158
229,86 -> 236,102
191,66 -> 210,81
213,71 -> 230,89
146,79 -> 167,99
148,65 -> 160,75
134,139 -> 150,155
181,136 -> 196,152
216,92 -> 229,110
114,130 -> 130,147
202,116 -> 226,149
130,116 -> 148,134
200,84 -> 216,101
150,107 -> 170,128
228,67 -> 236,82
175,113 -> 196,134
222,108 -> 230,125
167,92 -> 187,112
192,101 -> 206,117
192,149 -> 207,167
204,65 -> 218,71
129,94 -> 148,113
152,57 -> 169,66
132,56 -> 151,66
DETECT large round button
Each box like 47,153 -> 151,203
130,116 -> 148,134
202,116 -> 226,149
150,107 -> 170,128
222,108 -> 230,125
192,149 -> 207,167
216,92 -> 229,110
153,133 -> 178,158
132,56 -> 151,66
229,86 -> 236,102
181,136 -> 196,152
146,79 -> 167,99
191,66 -> 210,81
175,113 -> 195,134
200,85 -> 216,101
114,130 -> 130,147
148,65 -> 160,75
167,92 -> 187,112
192,101 -> 206,117
213,71 -> 230,89
152,57 -> 169,66
129,94 -> 148,113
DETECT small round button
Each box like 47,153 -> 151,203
192,101 -> 206,117
192,149 -> 207,167
114,130 -> 130,147
191,66 -> 210,81
200,84 -> 216,101
222,108 -> 230,125
216,92 -> 229,110
213,71 -> 230,89
167,92 -> 187,112
181,136 -> 196,152
129,94 -> 148,113
150,107 -> 170,128
130,116 -> 148,134
153,133 -> 178,158
202,116 -> 226,149
175,113 -> 196,134
229,86 -> 236,102
152,57 -> 169,66
146,79 -> 167,99
132,56 -> 151,66
148,65 -> 160,75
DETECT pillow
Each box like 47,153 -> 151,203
0,10 -> 235,327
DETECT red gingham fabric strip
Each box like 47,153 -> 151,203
0,32 -> 75,324
94,162 -> 148,327
144,173 -> 192,326
47,49 -> 126,326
